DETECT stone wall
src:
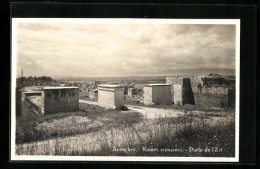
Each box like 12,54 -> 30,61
166,77 -> 195,105
193,93 -> 229,107
143,84 -> 172,105
41,87 -> 79,114
190,77 -> 204,93
190,76 -> 235,94
200,87 -> 229,95
98,85 -> 124,109
167,76 -> 235,107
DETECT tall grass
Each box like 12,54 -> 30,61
16,103 -> 142,144
16,109 -> 235,157
93,110 -> 235,157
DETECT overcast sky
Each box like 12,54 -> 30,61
16,22 -> 236,77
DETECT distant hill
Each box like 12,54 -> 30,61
131,68 -> 236,77
51,68 -> 235,80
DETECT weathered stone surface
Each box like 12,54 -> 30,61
143,84 -> 172,105
98,85 -> 125,109
189,76 -> 235,107
173,85 -> 183,105
41,87 -> 79,114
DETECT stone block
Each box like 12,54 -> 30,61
98,84 -> 125,109
143,84 -> 172,105
41,87 -> 79,114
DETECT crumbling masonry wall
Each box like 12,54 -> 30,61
189,76 -> 235,107
41,87 -> 79,114
143,84 -> 172,105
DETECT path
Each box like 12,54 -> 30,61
79,99 -> 98,105
79,99 -> 184,119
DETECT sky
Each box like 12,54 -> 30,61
16,22 -> 236,77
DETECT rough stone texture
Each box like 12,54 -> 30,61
143,84 -> 172,105
41,87 -> 79,115
190,77 -> 204,93
166,77 -> 195,105
193,93 -> 228,107
201,87 -> 229,95
190,76 -> 235,94
98,85 -> 125,109
167,76 -> 235,107
89,89 -> 98,99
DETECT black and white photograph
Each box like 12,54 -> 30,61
11,18 -> 240,162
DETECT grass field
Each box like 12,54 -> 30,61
16,101 -> 235,157
16,102 -> 142,144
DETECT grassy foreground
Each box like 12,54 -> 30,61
16,102 -> 235,157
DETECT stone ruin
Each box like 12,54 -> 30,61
97,84 -> 125,109
19,87 -> 79,115
166,74 -> 235,107
143,84 -> 172,105
166,77 -> 195,105
41,87 -> 79,114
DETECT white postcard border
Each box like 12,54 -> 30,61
11,18 -> 240,162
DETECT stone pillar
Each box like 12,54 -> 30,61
166,77 -> 195,105
42,87 -> 79,114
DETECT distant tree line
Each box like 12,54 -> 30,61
16,76 -> 53,88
